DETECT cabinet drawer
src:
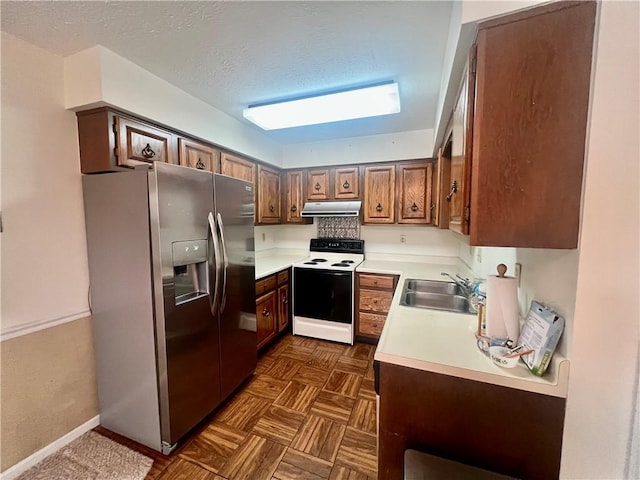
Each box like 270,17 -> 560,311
256,275 -> 277,296
359,312 -> 386,337
277,269 -> 289,285
359,289 -> 393,313
359,273 -> 395,290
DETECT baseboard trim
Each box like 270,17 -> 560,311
0,310 -> 91,342
0,415 -> 100,480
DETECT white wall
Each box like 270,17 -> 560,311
282,129 -> 434,168
561,2 -> 640,477
1,32 -> 90,332
64,46 -> 282,167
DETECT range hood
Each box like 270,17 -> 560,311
300,201 -> 362,217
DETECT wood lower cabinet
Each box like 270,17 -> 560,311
178,138 -> 219,172
257,164 -> 281,224
256,268 -> 291,350
256,290 -> 277,349
378,362 -> 565,479
283,170 -> 311,224
397,161 -> 434,224
356,272 -> 399,342
363,164 -> 396,224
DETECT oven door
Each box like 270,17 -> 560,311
294,267 -> 353,324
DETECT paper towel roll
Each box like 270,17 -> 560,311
486,274 -> 519,340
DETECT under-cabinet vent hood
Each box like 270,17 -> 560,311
301,201 -> 362,217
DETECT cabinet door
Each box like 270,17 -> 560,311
284,170 -> 308,223
277,284 -> 290,332
397,161 -> 434,224
178,138 -> 219,172
257,165 -> 281,224
256,291 -> 277,349
117,116 -> 175,168
307,169 -> 330,201
334,167 -> 359,199
471,3 -> 595,248
449,53 -> 475,236
364,165 -> 395,223
221,153 -> 256,184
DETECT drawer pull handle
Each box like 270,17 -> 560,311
141,143 -> 156,159
410,202 -> 419,212
374,280 -> 378,285
196,158 -> 205,170
315,182 -> 321,191
262,309 -> 270,317
376,203 -> 383,212
373,299 -> 378,303
343,180 -> 350,189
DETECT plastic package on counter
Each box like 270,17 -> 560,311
517,301 -> 565,376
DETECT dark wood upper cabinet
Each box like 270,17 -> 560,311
76,108 -> 177,173
468,1 -> 596,248
448,49 -> 475,236
284,170 -> 311,224
363,164 -> 395,224
333,167 -> 359,199
221,152 -> 256,184
396,161 -> 434,224
178,138 -> 219,173
257,164 -> 281,224
306,169 -> 330,201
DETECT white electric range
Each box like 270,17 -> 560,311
292,239 -> 365,345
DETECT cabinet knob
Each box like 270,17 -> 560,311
196,158 -> 205,170
376,203 -> 383,212
343,180 -> 350,189
262,308 -> 270,317
315,182 -> 321,191
410,202 -> 419,212
446,180 -> 458,202
373,299 -> 378,303
141,143 -> 156,159
291,204 -> 297,213
374,280 -> 378,285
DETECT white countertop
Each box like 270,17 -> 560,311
255,248 -> 308,279
360,255 -> 569,398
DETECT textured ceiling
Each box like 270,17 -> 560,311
1,1 -> 453,145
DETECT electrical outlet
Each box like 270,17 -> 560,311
515,262 -> 522,287
400,235 -> 406,244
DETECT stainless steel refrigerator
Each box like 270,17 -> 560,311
83,162 -> 256,454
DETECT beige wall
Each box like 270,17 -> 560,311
0,317 -> 98,471
1,32 -> 90,332
1,33 -> 99,472
561,2 -> 640,477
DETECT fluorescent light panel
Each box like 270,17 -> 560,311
243,82 -> 401,130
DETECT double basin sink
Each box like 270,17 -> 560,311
399,279 -> 475,315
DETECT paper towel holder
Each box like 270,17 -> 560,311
497,264 -> 508,277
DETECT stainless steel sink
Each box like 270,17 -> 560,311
404,279 -> 466,296
400,278 -> 475,314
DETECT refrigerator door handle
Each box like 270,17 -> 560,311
216,212 -> 229,313
208,212 -> 223,317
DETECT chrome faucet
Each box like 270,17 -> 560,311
441,272 -> 473,296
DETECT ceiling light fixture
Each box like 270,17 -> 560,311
242,82 -> 401,130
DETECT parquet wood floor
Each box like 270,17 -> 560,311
96,334 -> 378,480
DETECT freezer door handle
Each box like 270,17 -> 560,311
216,212 -> 229,314
208,212 -> 223,317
